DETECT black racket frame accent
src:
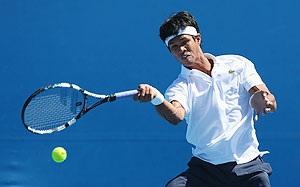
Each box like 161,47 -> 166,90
76,94 -> 117,120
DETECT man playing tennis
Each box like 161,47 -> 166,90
135,11 -> 277,187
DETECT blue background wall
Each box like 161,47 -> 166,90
0,0 -> 299,186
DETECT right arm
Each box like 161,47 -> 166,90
155,100 -> 185,125
134,84 -> 185,125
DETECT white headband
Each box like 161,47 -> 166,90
164,26 -> 198,46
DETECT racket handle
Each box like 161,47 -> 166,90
114,90 -> 138,99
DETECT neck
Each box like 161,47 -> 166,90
194,53 -> 213,76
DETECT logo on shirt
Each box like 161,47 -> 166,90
228,69 -> 235,74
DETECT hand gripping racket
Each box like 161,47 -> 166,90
21,83 -> 138,134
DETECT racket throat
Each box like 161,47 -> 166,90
107,94 -> 116,102
83,95 -> 116,114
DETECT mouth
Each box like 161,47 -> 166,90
181,53 -> 191,60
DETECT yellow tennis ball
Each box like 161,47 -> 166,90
52,147 -> 67,163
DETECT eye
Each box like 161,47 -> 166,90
169,38 -> 190,52
182,39 -> 190,46
169,44 -> 178,51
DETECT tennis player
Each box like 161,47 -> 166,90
135,11 -> 277,187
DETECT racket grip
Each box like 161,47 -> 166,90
114,90 -> 138,99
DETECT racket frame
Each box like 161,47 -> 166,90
21,83 -> 137,134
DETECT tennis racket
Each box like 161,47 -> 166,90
21,83 -> 138,134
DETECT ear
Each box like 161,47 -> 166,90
195,34 -> 201,45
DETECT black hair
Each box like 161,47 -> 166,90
159,11 -> 200,43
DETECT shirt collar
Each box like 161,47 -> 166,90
180,53 -> 217,77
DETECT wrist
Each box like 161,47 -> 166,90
151,88 -> 165,105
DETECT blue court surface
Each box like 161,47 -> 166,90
0,0 -> 299,186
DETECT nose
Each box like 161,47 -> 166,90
179,45 -> 186,52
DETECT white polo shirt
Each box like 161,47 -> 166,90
165,53 -> 266,164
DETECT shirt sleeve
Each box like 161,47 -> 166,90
165,77 -> 190,114
239,56 -> 265,91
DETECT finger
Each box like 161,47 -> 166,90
263,92 -> 274,104
149,87 -> 156,100
137,84 -> 145,100
138,84 -> 153,102
254,113 -> 259,122
144,85 -> 150,96
137,84 -> 143,95
264,107 -> 271,113
263,92 -> 268,97
137,84 -> 144,90
140,85 -> 146,97
265,98 -> 274,111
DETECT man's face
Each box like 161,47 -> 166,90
168,34 -> 201,68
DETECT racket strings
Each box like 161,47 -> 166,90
23,88 -> 84,130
